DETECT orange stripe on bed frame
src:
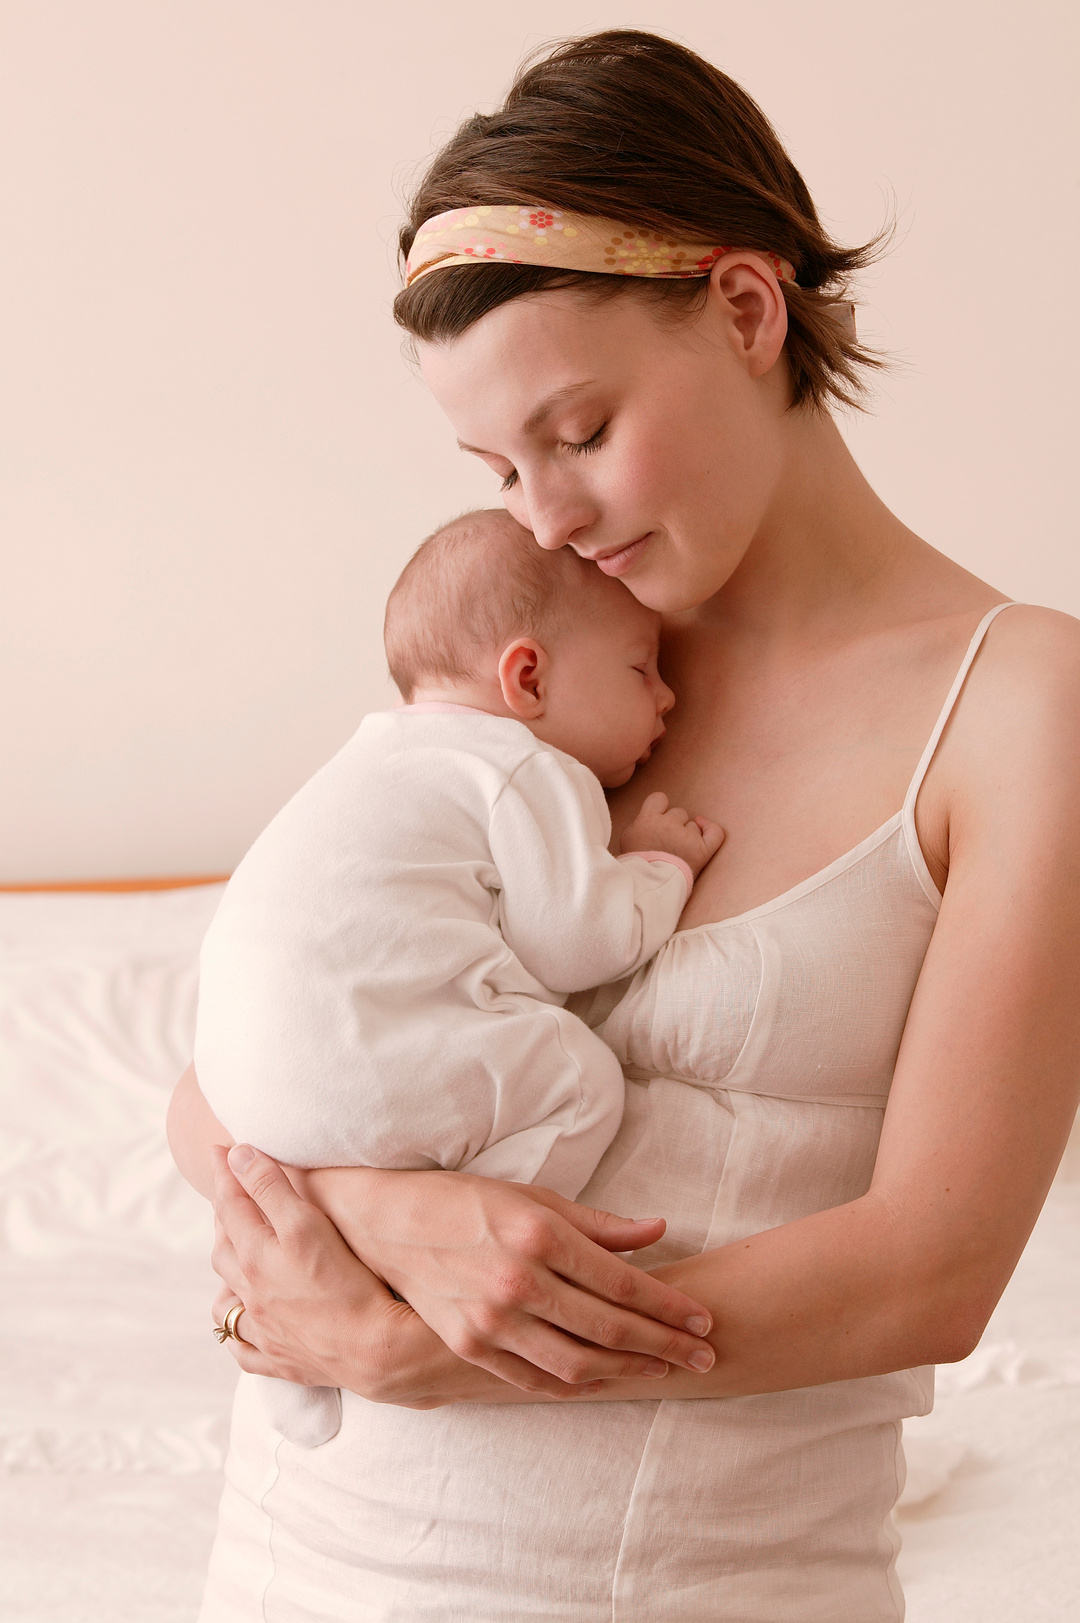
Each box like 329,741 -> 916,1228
0,875 -> 230,893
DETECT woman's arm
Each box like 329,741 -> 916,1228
168,1067 -> 717,1394
167,1062 -> 233,1199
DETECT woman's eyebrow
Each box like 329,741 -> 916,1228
520,380 -> 597,435
456,380 -> 598,455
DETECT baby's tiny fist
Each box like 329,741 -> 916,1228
620,792 -> 724,879
693,818 -> 725,872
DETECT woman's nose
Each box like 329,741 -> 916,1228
515,476 -> 597,553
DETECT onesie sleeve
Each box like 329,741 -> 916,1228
487,748 -> 690,994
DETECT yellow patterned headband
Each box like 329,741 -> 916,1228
405,204 -> 797,288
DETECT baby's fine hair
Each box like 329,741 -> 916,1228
384,509 -> 597,702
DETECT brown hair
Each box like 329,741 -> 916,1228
384,508 -> 600,701
393,29 -> 884,411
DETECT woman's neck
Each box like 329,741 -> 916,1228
695,412 -> 961,645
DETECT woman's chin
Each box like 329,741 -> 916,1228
620,563 -> 725,617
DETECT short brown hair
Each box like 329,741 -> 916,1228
384,509 -> 598,701
394,30 -> 884,411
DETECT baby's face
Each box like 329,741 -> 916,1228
540,580 -> 674,787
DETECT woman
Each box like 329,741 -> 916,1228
169,29 -> 1080,1621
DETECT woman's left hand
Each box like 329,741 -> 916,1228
208,1145 -> 604,1407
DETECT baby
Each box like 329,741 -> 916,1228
194,509 -> 722,1444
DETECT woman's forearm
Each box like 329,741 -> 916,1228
300,1159 -> 993,1404
564,1189 -> 994,1403
181,1084 -> 991,1405
401,1191 -> 978,1406
244,1165 -> 926,1404
304,1168 -> 958,1403
167,1063 -> 234,1199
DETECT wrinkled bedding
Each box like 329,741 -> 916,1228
0,887 -> 1077,1621
0,888 -> 235,1623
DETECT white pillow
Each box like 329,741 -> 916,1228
0,887 -> 224,1256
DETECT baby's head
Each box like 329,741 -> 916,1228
384,510 -> 674,787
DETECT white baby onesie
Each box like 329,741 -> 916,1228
194,704 -> 692,1444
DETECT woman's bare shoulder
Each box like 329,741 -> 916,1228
943,602 -> 1080,825
916,601 -> 1080,877
987,600 -> 1080,647
973,603 -> 1080,715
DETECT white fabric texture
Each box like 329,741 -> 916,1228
196,605 -> 1021,1621
0,885 -> 238,1623
194,707 -> 689,1196
0,886 -> 223,1260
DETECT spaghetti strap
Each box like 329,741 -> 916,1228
902,602 -> 1019,817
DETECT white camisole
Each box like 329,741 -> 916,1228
199,604 -> 1014,1623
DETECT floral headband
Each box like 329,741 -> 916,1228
404,204 -> 798,288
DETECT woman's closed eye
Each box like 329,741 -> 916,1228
499,423 -> 606,490
562,423 -> 608,457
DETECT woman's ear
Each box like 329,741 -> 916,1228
498,638 -> 548,718
707,253 -> 789,381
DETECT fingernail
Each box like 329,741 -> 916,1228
578,1382 -> 601,1396
228,1144 -> 255,1173
684,1315 -> 711,1336
687,1348 -> 714,1371
642,1359 -> 669,1378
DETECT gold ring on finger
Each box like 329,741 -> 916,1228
213,1302 -> 248,1344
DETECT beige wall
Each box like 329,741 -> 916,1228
1,0 -> 1076,880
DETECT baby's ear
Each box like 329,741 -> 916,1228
498,639 -> 548,717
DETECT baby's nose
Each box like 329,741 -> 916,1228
656,681 -> 676,716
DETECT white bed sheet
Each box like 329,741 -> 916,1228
0,886 -> 1077,1621
0,888 -> 235,1623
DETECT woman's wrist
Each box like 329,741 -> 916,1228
301,1164 -> 397,1259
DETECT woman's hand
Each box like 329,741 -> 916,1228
210,1145 -> 615,1405
215,1143 -> 715,1395
302,1159 -> 715,1390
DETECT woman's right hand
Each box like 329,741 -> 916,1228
303,1159 -> 716,1391
210,1145 -> 541,1406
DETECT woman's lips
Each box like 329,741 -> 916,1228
593,533 -> 652,577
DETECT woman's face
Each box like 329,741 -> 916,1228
419,277 -> 791,614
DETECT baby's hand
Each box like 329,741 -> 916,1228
620,792 -> 725,880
